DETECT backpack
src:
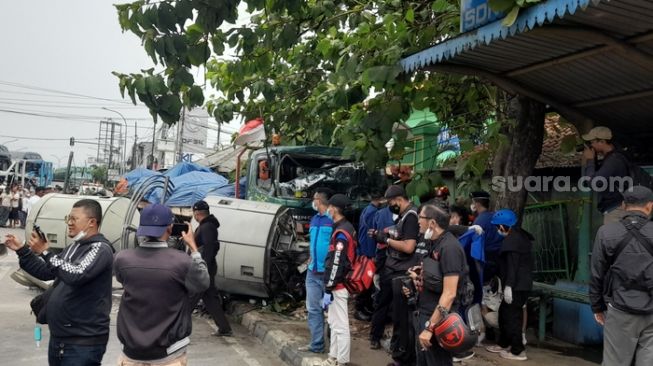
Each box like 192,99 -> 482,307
333,229 -> 376,294
614,152 -> 653,190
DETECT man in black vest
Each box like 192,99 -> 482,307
369,185 -> 419,366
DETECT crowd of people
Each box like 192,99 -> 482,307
0,183 -> 49,228
301,184 -> 536,366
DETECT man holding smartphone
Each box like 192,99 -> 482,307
190,200 -> 233,336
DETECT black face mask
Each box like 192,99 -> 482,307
389,204 -> 401,215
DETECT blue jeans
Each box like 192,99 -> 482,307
48,338 -> 106,366
306,271 -> 325,352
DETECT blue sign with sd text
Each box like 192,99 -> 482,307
461,0 -> 505,32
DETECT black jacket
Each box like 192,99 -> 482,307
114,242 -> 209,360
583,150 -> 629,213
17,234 -> 114,344
194,214 -> 220,279
499,227 -> 534,292
590,211 -> 653,314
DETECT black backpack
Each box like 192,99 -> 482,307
613,152 -> 653,190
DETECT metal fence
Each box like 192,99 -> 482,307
522,202 -> 571,283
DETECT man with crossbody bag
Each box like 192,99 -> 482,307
590,186 -> 653,366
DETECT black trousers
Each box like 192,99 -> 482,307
414,311 -> 453,366
355,284 -> 375,314
390,276 -> 416,365
191,280 -> 232,333
370,271 -> 402,341
498,291 -> 528,355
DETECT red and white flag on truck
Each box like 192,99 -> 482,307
234,117 -> 266,146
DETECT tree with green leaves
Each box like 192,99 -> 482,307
113,0 -> 547,216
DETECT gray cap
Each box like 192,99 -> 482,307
623,186 -> 653,205
384,185 -> 407,199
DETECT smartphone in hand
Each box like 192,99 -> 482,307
170,223 -> 188,237
33,224 -> 47,242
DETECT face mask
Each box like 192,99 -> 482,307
424,228 -> 434,240
389,204 -> 401,215
325,209 -> 334,221
71,219 -> 93,242
312,201 -> 319,212
470,203 -> 476,213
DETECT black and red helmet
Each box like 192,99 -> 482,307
433,312 -> 478,354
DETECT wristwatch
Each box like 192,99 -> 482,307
424,320 -> 437,333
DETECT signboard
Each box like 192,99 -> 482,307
107,169 -> 120,181
461,0 -> 505,33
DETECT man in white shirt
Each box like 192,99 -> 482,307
25,186 -> 45,216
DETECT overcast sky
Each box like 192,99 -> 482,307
0,1 -> 239,168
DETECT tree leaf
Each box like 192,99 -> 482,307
405,8 -> 415,23
501,6 -> 520,27
488,0 -> 514,12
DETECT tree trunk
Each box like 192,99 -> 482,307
492,95 -> 546,219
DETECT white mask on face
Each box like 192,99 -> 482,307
312,201 -> 319,211
72,221 -> 92,242
424,228 -> 434,240
470,203 -> 476,213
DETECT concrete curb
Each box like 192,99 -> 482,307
236,305 -> 323,366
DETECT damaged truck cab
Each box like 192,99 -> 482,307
244,146 -> 386,236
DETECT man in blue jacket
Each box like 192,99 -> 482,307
355,191 -> 383,321
299,187 -> 334,354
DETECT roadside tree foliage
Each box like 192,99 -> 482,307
114,0 -> 509,198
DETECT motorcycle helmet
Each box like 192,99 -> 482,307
433,312 -> 478,353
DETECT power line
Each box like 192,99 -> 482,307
0,134 -> 98,141
0,80 -> 133,105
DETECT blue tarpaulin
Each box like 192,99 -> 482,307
207,177 -> 248,199
149,171 -> 229,206
125,167 -> 161,187
163,162 -> 212,178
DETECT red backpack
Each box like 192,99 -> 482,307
333,229 -> 376,294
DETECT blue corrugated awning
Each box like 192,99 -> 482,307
401,0 -> 602,72
400,0 -> 653,160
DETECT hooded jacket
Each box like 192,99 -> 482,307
499,227 -> 534,292
194,214 -> 220,278
308,213 -> 333,273
17,233 -> 114,344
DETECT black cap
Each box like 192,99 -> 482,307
623,186 -> 653,205
470,191 -> 490,200
384,185 -> 407,199
192,200 -> 210,211
328,193 -> 351,212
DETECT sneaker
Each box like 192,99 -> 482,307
500,350 -> 527,361
453,350 -> 475,362
298,345 -> 324,353
370,340 -> 381,350
212,329 -> 233,337
522,332 -> 528,346
320,357 -> 337,366
486,345 -> 509,353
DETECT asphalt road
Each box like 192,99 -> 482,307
0,227 -> 285,366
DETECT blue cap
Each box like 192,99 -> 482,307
137,204 -> 174,237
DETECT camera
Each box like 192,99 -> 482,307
401,277 -> 418,306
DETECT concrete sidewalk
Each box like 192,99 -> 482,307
232,302 -> 602,366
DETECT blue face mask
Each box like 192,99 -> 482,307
325,209 -> 334,221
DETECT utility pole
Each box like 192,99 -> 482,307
102,107 -> 128,175
150,120 -> 157,169
176,107 -> 186,163
132,121 -> 138,169
63,137 -> 75,194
